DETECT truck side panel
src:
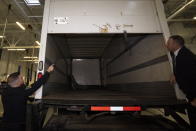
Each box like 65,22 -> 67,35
47,0 -> 161,33
102,34 -> 176,99
42,35 -> 69,96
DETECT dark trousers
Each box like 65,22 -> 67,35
1,123 -> 25,131
187,104 -> 196,131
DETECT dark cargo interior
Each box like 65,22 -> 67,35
42,33 -> 181,106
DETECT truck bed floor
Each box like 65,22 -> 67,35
42,88 -> 185,106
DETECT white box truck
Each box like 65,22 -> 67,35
27,0 -> 189,130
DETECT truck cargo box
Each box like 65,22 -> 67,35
36,0 -> 184,107
39,33 -> 183,106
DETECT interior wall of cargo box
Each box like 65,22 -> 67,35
101,34 -> 176,99
72,59 -> 101,86
42,33 -> 177,100
43,34 -> 71,96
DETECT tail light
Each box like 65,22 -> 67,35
37,72 -> 43,79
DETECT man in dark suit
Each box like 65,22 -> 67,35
167,35 -> 196,130
1,65 -> 54,131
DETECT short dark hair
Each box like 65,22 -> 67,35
7,72 -> 20,86
169,35 -> 185,46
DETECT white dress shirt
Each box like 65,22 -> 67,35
173,47 -> 187,100
174,47 -> 182,57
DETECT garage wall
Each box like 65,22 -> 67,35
0,50 -> 28,82
169,23 -> 196,53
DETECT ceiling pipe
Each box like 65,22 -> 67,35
0,4 -> 11,47
17,60 -> 38,62
0,22 -> 42,26
168,19 -> 196,22
2,0 -> 22,20
3,46 -> 40,49
167,0 -> 195,20
28,16 -> 43,18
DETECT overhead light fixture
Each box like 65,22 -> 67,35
24,0 -> 40,6
75,59 -> 83,61
193,16 -> 196,20
0,36 -> 5,38
24,56 -> 38,59
16,22 -> 26,30
7,49 -> 26,51
35,41 -> 40,46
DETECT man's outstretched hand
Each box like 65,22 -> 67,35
47,64 -> 55,73
191,98 -> 196,107
170,74 -> 176,85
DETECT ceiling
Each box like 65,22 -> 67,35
0,0 -> 44,48
164,0 -> 196,19
0,0 -> 195,52
66,34 -> 113,58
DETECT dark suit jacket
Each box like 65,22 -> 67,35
175,46 -> 196,101
1,72 -> 49,123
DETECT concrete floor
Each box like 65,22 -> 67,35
43,112 -> 188,131
142,108 -> 189,124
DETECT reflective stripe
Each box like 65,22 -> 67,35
123,106 -> 141,111
110,107 -> 123,111
91,106 -> 141,111
91,106 -> 110,111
